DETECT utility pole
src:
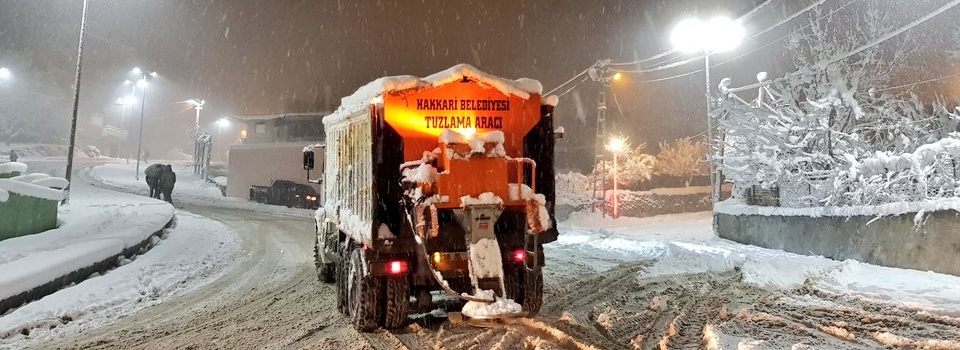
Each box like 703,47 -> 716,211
64,0 -> 89,204
587,60 -> 620,217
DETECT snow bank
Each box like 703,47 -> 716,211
715,197 -> 960,217
0,189 -> 8,203
0,179 -> 66,201
324,63 -> 543,126
556,211 -> 960,311
0,162 -> 27,175
31,177 -> 69,189
9,173 -> 48,183
0,212 -> 239,343
0,195 -> 173,302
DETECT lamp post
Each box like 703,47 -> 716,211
670,16 -> 744,208
588,63 -> 622,215
63,0 -> 89,204
181,99 -> 206,173
127,67 -> 158,181
605,135 -> 628,219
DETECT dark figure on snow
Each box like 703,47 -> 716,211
159,164 -> 176,203
144,163 -> 164,199
8,150 -> 17,162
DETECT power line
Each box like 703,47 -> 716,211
726,0 -> 960,93
817,0 -> 960,70
871,71 -> 960,94
556,75 -> 590,98
619,0 -> 777,69
712,0 -> 861,69
543,0 -> 779,94
544,67 -> 592,96
633,0 -> 858,84
616,0 -> 833,75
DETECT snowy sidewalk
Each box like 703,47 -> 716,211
0,166 -> 174,323
554,211 -> 960,311
0,164 -> 241,346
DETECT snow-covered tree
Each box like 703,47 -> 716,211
654,137 -> 708,180
718,5 -> 954,207
593,143 -> 656,190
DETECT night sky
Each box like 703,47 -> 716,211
0,0 -> 956,170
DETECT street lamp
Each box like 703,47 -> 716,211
671,15 -> 744,208
126,67 -> 158,180
605,135 -> 628,219
217,117 -> 230,137
180,98 -> 206,173
0,67 -> 11,80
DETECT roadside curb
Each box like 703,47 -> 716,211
0,216 -> 175,316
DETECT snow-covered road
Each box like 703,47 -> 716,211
9,161 -> 960,349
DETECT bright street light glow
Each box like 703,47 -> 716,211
706,16 -> 744,53
670,16 -> 744,53
605,135 -> 628,153
150,71 -> 158,77
217,118 -> 230,127
613,72 -> 622,81
136,78 -> 148,89
0,67 -> 10,80
670,18 -> 705,53
123,95 -> 138,105
131,67 -> 142,75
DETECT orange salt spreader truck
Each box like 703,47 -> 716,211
302,64 -> 561,331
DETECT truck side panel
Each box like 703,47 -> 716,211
324,107 -> 375,246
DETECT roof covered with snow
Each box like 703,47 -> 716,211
323,64 -> 544,125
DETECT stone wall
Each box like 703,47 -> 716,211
717,210 -> 960,276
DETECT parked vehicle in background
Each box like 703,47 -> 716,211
249,179 -> 320,209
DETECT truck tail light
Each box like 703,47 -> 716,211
512,250 -> 525,263
388,260 -> 409,275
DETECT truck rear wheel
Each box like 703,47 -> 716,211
347,246 -> 382,331
314,232 -> 335,283
382,276 -> 410,329
503,267 -> 523,304
335,248 -> 348,314
504,266 -> 542,316
523,268 -> 543,317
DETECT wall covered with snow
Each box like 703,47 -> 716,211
716,209 -> 960,277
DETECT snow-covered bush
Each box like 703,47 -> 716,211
593,143 -> 656,190
555,172 -> 591,195
655,137 -> 708,181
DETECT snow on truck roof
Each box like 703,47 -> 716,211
323,64 -> 544,125
231,112 -> 326,122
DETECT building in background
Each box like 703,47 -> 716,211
226,112 -> 326,199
